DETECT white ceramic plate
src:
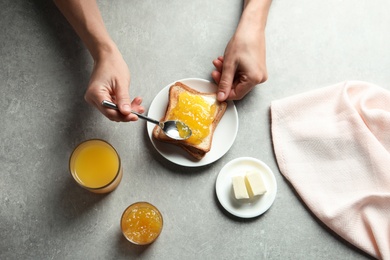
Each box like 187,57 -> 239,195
147,78 -> 238,167
215,157 -> 277,218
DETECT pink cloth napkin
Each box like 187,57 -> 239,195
271,81 -> 390,259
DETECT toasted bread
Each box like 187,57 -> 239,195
152,81 -> 227,160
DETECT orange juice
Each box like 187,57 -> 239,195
121,202 -> 163,245
69,139 -> 122,193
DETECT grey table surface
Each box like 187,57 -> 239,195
1,0 -> 389,259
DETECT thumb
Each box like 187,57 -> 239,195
115,85 -> 132,116
217,60 -> 236,102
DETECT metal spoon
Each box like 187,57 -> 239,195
102,100 -> 192,140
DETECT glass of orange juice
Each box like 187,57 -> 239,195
69,139 -> 122,194
121,202 -> 163,245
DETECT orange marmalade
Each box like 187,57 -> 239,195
121,202 -> 163,245
168,91 -> 216,145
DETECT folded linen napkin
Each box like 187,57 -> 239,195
271,81 -> 390,259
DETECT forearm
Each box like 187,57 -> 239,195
54,0 -> 116,60
240,0 -> 272,32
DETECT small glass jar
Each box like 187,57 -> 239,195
121,202 -> 163,245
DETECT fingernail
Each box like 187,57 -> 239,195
217,92 -> 225,100
122,104 -> 131,112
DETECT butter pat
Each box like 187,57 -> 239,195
232,175 -> 249,199
245,171 -> 267,197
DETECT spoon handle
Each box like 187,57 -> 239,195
101,100 -> 160,125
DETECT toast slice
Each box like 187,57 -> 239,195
152,81 -> 227,160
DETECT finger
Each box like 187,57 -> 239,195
211,70 -> 221,85
228,80 -> 254,100
212,57 -> 223,85
217,58 -> 236,102
98,96 -> 138,122
98,99 -> 131,122
118,97 -> 145,122
104,108 -> 122,122
212,58 -> 223,72
115,83 -> 132,116
131,96 -> 145,114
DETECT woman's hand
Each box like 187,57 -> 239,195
212,0 -> 271,102
212,29 -> 268,101
54,0 -> 144,122
85,47 -> 144,122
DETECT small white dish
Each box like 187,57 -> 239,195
147,78 -> 238,167
216,157 -> 277,218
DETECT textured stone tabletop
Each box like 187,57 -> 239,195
1,0 -> 389,259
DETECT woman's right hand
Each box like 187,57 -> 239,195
84,47 -> 144,122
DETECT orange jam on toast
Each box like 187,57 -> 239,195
168,91 -> 216,145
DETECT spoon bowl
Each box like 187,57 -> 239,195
102,100 -> 192,140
